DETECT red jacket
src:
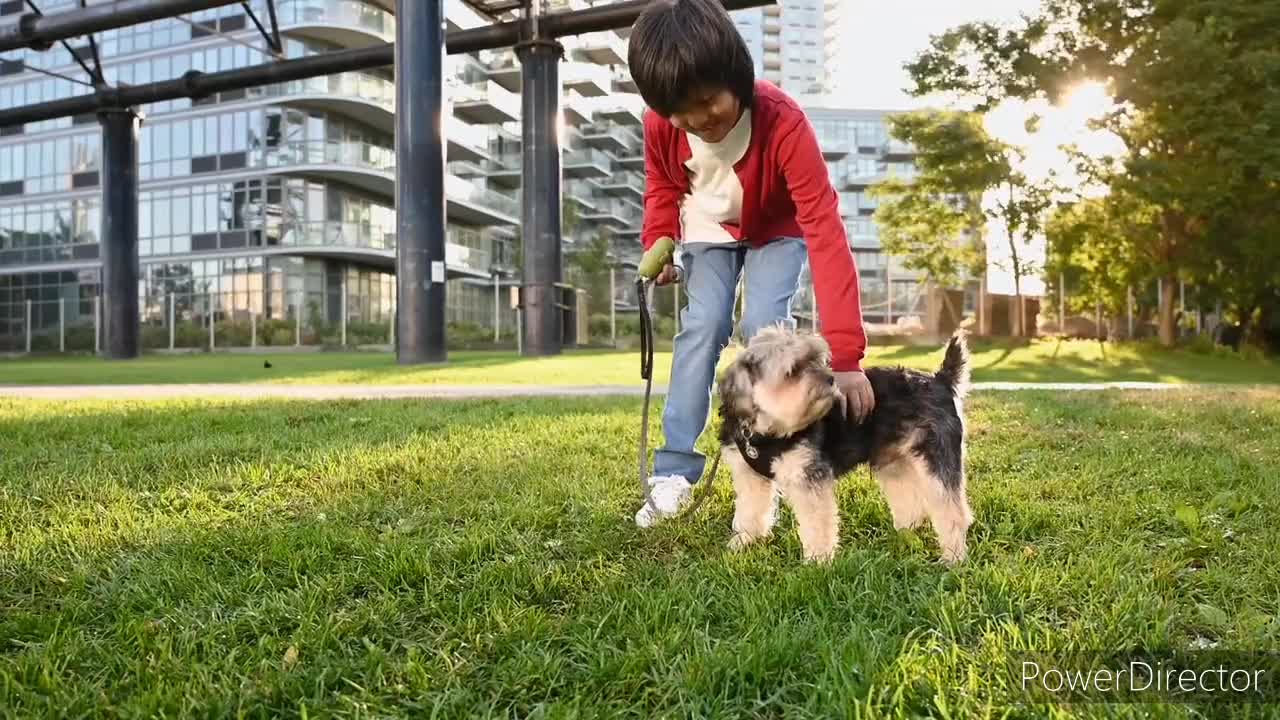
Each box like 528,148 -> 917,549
640,80 -> 867,372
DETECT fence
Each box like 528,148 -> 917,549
0,291 -> 397,354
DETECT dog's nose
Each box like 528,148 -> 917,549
826,375 -> 835,386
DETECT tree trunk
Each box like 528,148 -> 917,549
1158,272 -> 1177,347
1008,233 -> 1023,337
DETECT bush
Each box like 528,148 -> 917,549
259,319 -> 295,347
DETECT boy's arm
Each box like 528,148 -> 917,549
640,110 -> 682,251
775,113 -> 867,372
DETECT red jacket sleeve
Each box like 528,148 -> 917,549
775,112 -> 867,372
640,110 -> 683,251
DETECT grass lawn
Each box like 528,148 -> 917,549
1,337 -> 1277,386
2,389 -> 1278,717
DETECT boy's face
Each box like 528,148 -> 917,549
668,87 -> 742,144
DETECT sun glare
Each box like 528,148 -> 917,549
982,79 -> 1122,192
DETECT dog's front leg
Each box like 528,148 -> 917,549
775,447 -> 839,563
723,445 -> 778,551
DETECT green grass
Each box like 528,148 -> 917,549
2,389 -> 1279,717
2,337 -> 1277,386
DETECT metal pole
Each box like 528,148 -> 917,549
100,107 -> 141,359
517,34 -> 565,356
93,295 -> 100,354
609,266 -> 616,346
516,307 -> 523,355
340,279 -> 348,347
810,280 -> 817,332
24,299 -> 31,353
395,0 -> 447,364
250,311 -> 257,348
209,293 -> 215,350
168,292 -> 175,349
0,0 -> 241,52
389,304 -> 395,345
494,272 -> 501,343
295,291 -> 301,346
58,298 -> 65,353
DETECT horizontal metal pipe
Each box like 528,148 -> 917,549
0,0 -> 243,52
0,0 -> 775,127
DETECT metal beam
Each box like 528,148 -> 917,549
395,0 -> 447,364
0,0 -> 775,127
0,0 -> 243,52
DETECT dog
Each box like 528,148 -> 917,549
714,324 -> 973,565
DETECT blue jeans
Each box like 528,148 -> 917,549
652,237 -> 809,483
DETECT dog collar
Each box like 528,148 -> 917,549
733,426 -> 794,479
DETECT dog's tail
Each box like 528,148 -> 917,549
935,330 -> 970,399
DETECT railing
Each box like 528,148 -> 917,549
564,148 -> 614,170
277,0 -> 395,38
452,80 -> 520,112
269,139 -> 396,173
600,172 -> 644,193
444,174 -> 521,218
248,69 -> 395,109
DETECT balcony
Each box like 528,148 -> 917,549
562,61 -> 613,97
571,31 -> 627,65
452,80 -> 520,124
444,174 -> 520,226
611,69 -> 637,95
577,122 -> 631,154
486,51 -> 521,93
446,117 -> 493,164
484,159 -> 521,189
562,94 -> 592,127
595,171 -> 644,199
248,69 -> 394,133
278,0 -> 395,47
580,198 -> 638,229
595,104 -> 643,126
257,141 -> 517,225
821,138 -> 850,160
563,148 -> 613,179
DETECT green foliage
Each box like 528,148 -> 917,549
905,0 -> 1280,347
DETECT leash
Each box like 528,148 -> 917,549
636,276 -> 720,520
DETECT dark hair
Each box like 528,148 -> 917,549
626,0 -> 755,117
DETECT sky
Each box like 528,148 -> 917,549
825,0 -> 1043,110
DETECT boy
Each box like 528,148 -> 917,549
629,0 -> 875,527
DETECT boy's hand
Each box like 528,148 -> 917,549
654,263 -> 678,286
834,371 -> 874,422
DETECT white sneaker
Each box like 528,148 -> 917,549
634,475 -> 693,527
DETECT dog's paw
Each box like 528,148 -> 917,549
802,546 -> 836,564
727,532 -> 762,552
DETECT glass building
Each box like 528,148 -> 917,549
732,0 -> 828,99
0,0 -> 645,350
0,1 -> 929,352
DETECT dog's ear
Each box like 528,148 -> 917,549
802,332 -> 832,367
716,361 -> 752,420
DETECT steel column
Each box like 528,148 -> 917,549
517,38 -> 564,356
395,0 -> 447,364
99,107 -> 140,360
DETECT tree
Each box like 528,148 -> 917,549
904,0 -> 1280,348
871,109 -> 1055,335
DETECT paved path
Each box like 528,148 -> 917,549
0,381 -> 1201,401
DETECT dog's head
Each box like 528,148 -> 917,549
717,323 -> 840,437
